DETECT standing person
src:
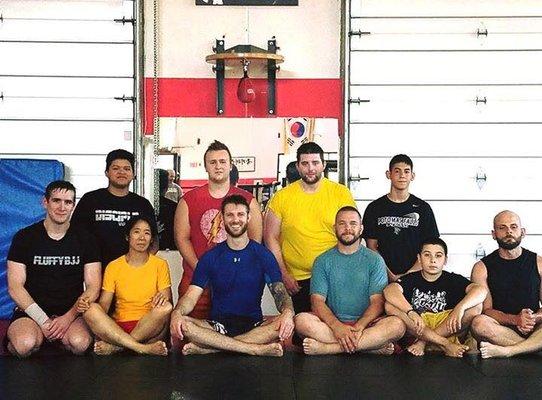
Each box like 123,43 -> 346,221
264,142 -> 356,313
294,207 -> 405,356
384,238 -> 486,358
157,169 -> 177,251
165,169 -> 183,203
6,180 -> 101,357
83,216 -> 171,357
71,149 -> 158,267
170,195 -> 293,356
174,141 -> 263,319
470,210 -> 542,359
362,154 -> 439,282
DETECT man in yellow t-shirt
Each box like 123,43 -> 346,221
264,142 -> 356,313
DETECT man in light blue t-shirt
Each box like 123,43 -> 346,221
294,206 -> 406,355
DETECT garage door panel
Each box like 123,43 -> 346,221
351,18 -> 542,51
348,124 -> 541,157
349,86 -> 542,123
350,52 -> 542,84
351,0 -> 542,17
0,121 -> 133,153
349,157 -> 542,200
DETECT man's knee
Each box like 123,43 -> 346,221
83,302 -> 102,323
294,312 -> 317,336
464,304 -> 483,317
66,332 -> 92,355
9,332 -> 42,358
384,302 -> 398,316
471,315 -> 497,339
382,316 -> 407,338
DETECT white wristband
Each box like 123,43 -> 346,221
24,303 -> 50,326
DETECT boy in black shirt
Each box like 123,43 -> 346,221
71,149 -> 157,267
6,181 -> 101,357
384,238 -> 487,357
362,154 -> 439,282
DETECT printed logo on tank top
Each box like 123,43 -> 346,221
200,209 -> 226,245
33,255 -> 81,266
377,212 -> 419,235
411,288 -> 447,313
94,210 -> 140,226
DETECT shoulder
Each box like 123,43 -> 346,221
471,260 -> 488,281
80,188 -> 106,201
16,221 -> 42,238
410,194 -> 432,209
314,247 -> 337,265
444,271 -> 470,284
149,254 -> 168,267
399,270 -> 421,284
361,246 -> 386,265
182,185 -> 207,201
365,195 -> 388,210
230,186 -> 254,201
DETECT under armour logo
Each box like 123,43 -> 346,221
233,257 -> 241,263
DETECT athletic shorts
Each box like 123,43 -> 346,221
116,320 -> 139,334
207,316 -> 264,337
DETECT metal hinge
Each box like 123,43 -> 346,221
349,30 -> 371,37
349,98 -> 370,104
114,95 -> 135,102
114,17 -> 135,25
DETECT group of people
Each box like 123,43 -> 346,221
5,142 -> 542,361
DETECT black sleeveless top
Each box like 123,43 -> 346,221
483,248 -> 540,314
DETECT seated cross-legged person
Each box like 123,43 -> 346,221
384,237 -> 487,358
170,195 -> 294,357
295,206 -> 406,356
84,216 -> 172,356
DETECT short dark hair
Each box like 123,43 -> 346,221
296,142 -> 324,163
229,164 -> 239,186
204,140 -> 232,164
106,149 -> 135,171
389,154 -> 413,171
125,215 -> 158,250
221,194 -> 249,214
420,237 -> 447,256
335,205 -> 361,221
158,169 -> 169,196
285,161 -> 300,184
44,180 -> 76,201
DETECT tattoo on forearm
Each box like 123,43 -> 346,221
268,282 -> 293,313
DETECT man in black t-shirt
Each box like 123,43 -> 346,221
362,154 -> 439,282
384,238 -> 487,357
6,181 -> 101,358
71,149 -> 158,267
471,210 -> 542,358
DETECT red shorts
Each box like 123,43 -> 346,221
116,320 -> 139,334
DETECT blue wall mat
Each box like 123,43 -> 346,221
0,159 -> 64,319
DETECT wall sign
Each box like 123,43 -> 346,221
196,0 -> 297,6
232,156 -> 256,172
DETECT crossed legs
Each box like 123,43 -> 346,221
7,317 -> 92,358
471,314 -> 542,358
180,317 -> 283,357
83,302 -> 171,356
294,312 -> 405,356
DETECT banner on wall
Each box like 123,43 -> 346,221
196,0 -> 297,5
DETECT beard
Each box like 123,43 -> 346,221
337,232 -> 361,246
496,235 -> 522,250
300,172 -> 322,185
225,222 -> 248,238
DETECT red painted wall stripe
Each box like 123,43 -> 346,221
143,78 -> 342,134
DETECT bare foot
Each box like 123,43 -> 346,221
182,342 -> 219,356
302,338 -> 338,356
94,340 -> 122,356
139,341 -> 168,356
367,343 -> 395,356
480,341 -> 511,359
441,342 -> 469,358
255,342 -> 283,357
407,340 -> 426,357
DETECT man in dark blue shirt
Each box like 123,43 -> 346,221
170,195 -> 294,356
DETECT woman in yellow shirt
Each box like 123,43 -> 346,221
83,216 -> 172,356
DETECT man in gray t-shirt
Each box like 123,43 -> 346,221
294,206 -> 406,355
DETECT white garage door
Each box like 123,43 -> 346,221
0,0 -> 138,199
345,0 -> 542,277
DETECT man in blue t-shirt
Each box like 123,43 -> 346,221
295,206 -> 406,355
170,195 -> 294,356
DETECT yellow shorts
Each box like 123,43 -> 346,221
420,309 -> 466,347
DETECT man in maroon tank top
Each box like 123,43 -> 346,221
470,210 -> 542,358
174,141 -> 263,319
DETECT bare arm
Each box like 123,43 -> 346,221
383,282 -> 412,313
534,255 -> 542,323
267,282 -> 294,314
7,261 -> 38,311
170,285 -> 204,339
312,294 -> 343,331
74,262 -> 102,313
247,198 -> 263,243
151,286 -> 173,308
471,261 -> 518,326
354,293 -> 384,331
263,209 -> 300,295
174,199 -> 198,269
446,282 -> 488,334
97,290 -> 114,315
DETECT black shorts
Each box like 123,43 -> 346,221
207,316 -> 264,337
